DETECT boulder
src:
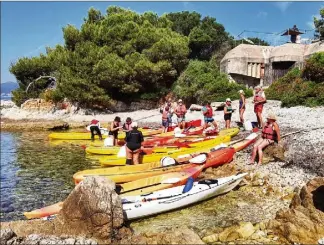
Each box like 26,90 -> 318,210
54,176 -> 124,242
262,144 -> 286,164
236,222 -> 255,239
0,176 -> 123,244
267,177 -> 324,244
21,99 -> 55,112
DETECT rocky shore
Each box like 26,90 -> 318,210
1,98 -> 324,244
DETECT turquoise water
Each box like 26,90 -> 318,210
0,131 -> 95,221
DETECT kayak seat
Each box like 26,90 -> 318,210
160,156 -> 177,167
189,153 -> 207,164
198,179 -> 219,186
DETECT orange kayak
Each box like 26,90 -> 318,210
24,202 -> 63,220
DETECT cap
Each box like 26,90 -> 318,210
226,98 -> 231,102
131,122 -> 138,128
178,99 -> 183,103
239,90 -> 245,94
255,85 -> 261,90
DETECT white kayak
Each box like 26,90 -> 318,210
122,173 -> 247,220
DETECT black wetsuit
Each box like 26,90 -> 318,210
125,129 -> 144,151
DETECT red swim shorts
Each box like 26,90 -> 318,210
254,104 -> 263,113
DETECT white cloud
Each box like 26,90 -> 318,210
274,2 -> 293,13
257,11 -> 268,18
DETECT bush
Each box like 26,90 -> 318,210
172,60 -> 252,104
303,52 -> 324,83
266,54 -> 324,108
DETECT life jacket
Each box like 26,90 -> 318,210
90,119 -> 99,126
262,123 -> 277,140
225,105 -> 233,113
176,105 -> 186,117
204,106 -> 213,118
123,123 -> 132,131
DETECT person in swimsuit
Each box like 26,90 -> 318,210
175,99 -> 187,129
108,116 -> 122,146
123,117 -> 133,137
224,98 -> 233,129
125,122 -> 144,165
249,113 -> 281,165
238,90 -> 246,124
253,86 -> 266,128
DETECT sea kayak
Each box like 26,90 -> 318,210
99,135 -> 231,166
74,146 -> 235,184
122,173 -> 247,220
24,173 -> 246,220
48,128 -> 163,140
118,165 -> 204,197
24,202 -> 64,220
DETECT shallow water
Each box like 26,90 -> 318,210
0,131 -> 96,221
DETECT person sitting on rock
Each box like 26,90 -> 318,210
125,122 -> 144,165
89,119 -> 102,141
202,102 -> 219,131
253,86 -> 267,129
249,113 -> 281,165
108,116 -> 123,146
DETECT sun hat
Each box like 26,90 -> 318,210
239,90 -> 245,94
131,122 -> 138,128
267,113 -> 277,121
226,98 -> 231,102
255,85 -> 261,90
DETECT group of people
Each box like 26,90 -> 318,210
158,86 -> 280,165
89,116 -> 144,165
89,85 -> 280,166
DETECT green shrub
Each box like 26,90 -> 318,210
172,60 -> 252,104
266,62 -> 324,108
302,52 -> 324,83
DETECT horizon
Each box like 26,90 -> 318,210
1,1 -> 323,83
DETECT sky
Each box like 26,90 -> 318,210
1,1 -> 323,83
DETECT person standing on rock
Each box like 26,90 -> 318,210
89,119 -> 103,141
175,99 -> 187,129
238,90 -> 246,124
108,116 -> 123,146
249,113 -> 281,165
202,102 -> 219,131
253,86 -> 267,129
224,98 -> 233,129
125,122 -> 144,165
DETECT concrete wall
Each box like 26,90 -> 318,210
220,41 -> 324,87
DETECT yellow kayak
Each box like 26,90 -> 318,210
100,134 -> 231,166
48,128 -> 163,140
